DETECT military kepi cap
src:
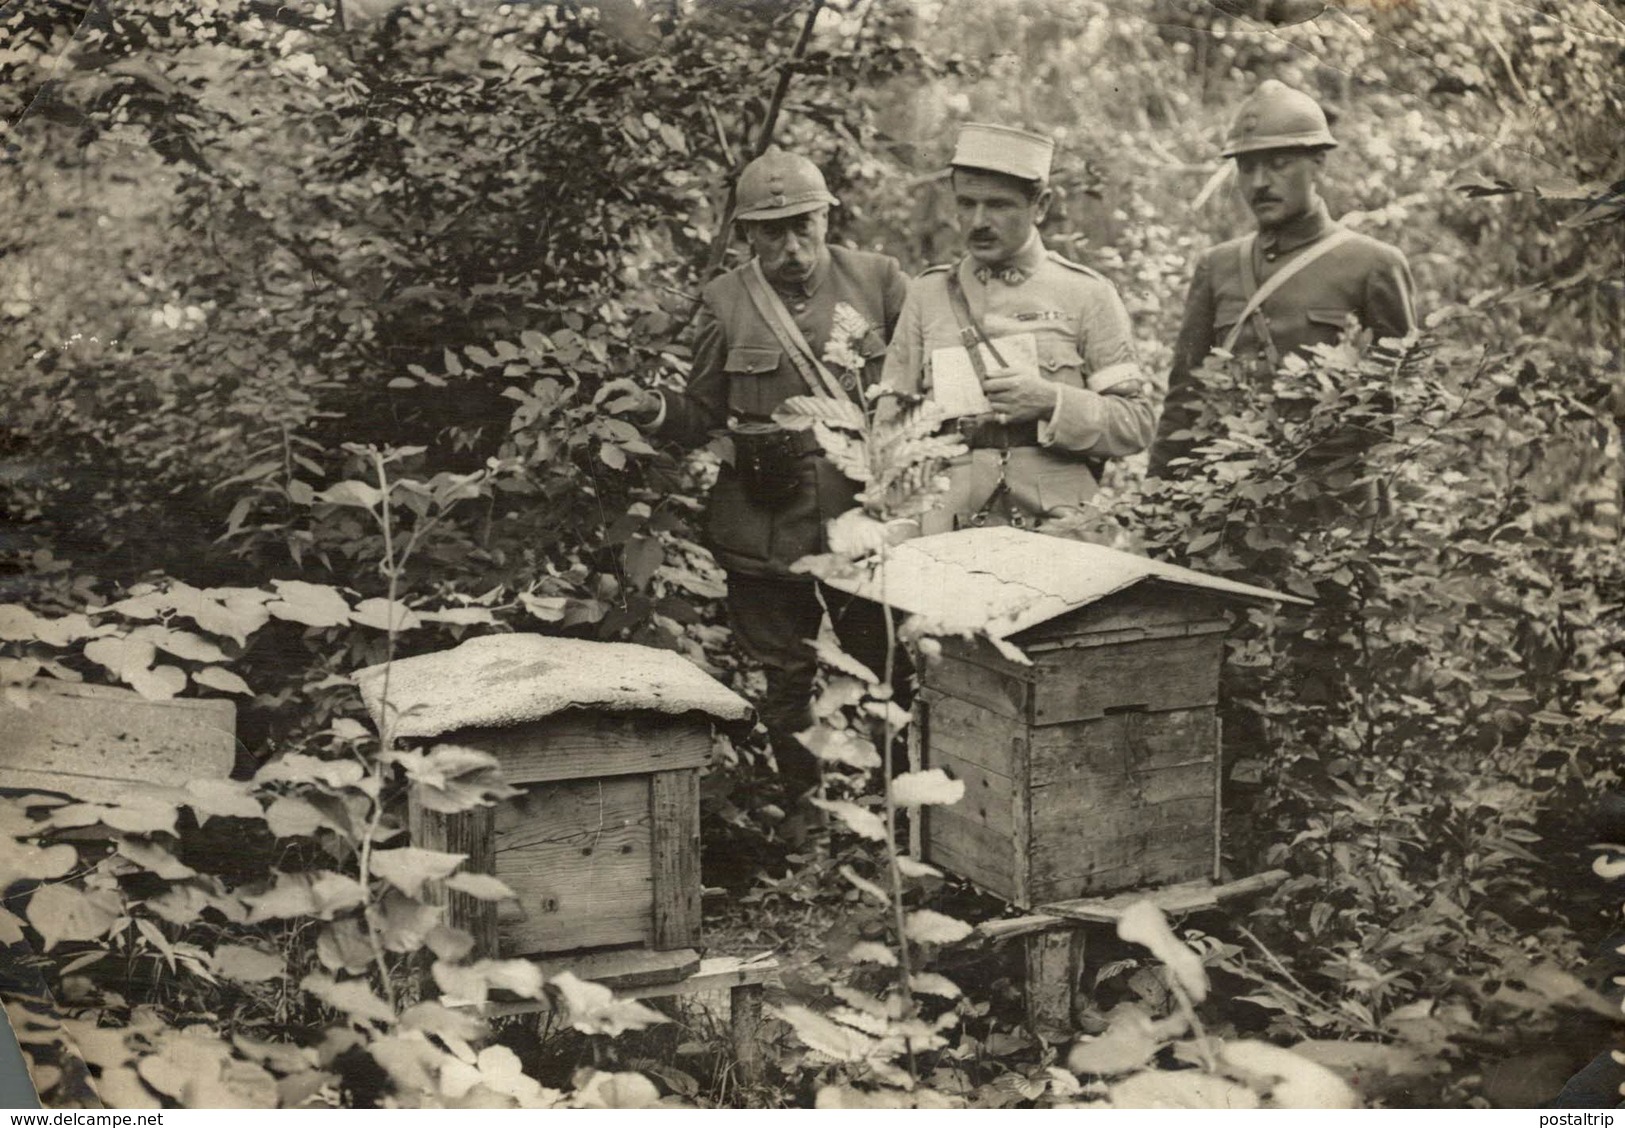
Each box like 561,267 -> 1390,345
951,123 -> 1055,183
734,146 -> 839,222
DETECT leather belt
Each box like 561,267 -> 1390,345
956,417 -> 1040,450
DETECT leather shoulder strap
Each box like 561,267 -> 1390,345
1220,228 -> 1358,356
944,261 -> 1008,378
740,261 -> 852,403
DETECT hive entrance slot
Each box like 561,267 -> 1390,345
1104,703 -> 1149,715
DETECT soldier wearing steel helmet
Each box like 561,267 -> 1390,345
620,146 -> 907,802
883,123 -> 1155,534
1148,79 -> 1418,479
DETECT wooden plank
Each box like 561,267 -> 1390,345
930,748 -> 1015,838
473,954 -> 777,1019
925,804 -> 1018,903
1024,619 -> 1231,653
1025,928 -> 1085,1042
1029,796 -> 1215,850
731,982 -> 766,1087
1017,583 -> 1236,644
433,713 -> 710,786
650,768 -> 701,950
923,651 -> 1030,723
408,798 -> 498,959
1028,836 -> 1215,903
1028,709 -> 1218,785
534,945 -> 700,988
0,680 -> 235,804
978,870 -> 1290,940
493,775 -> 652,955
1031,634 -> 1224,723
919,689 -> 1022,778
1025,760 -> 1216,818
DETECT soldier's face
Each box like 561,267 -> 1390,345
744,208 -> 829,286
1235,148 -> 1325,231
953,170 -> 1050,266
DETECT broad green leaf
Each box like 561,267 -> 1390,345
371,846 -> 466,898
350,598 -> 422,633
905,909 -> 973,945
827,509 -> 888,556
213,944 -> 285,983
84,636 -> 157,680
255,753 -> 365,790
184,778 -> 262,824
0,837 -> 77,887
846,941 -> 897,966
837,864 -> 888,904
116,837 -> 195,880
443,872 -> 517,901
1066,1006 -> 1161,1076
128,624 -> 227,663
1219,1040 -> 1357,1108
550,971 -> 666,1035
370,890 -> 442,954
909,972 -> 963,999
1117,901 -> 1209,1003
27,884 -> 122,951
193,666 -> 253,696
316,918 -> 374,974
811,799 -> 885,840
300,973 -> 396,1025
1109,1070 -> 1259,1109
895,855 -> 943,880
800,727 -> 880,770
126,664 -> 187,701
266,581 -> 351,628
314,480 -> 383,509
265,797 -> 336,839
892,769 -> 964,807
572,1070 -> 660,1110
773,1004 -> 875,1062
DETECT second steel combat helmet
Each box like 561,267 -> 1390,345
1220,80 -> 1338,158
733,146 -> 839,222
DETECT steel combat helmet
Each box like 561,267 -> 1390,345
733,146 -> 839,222
1221,80 -> 1338,158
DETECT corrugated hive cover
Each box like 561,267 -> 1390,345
819,528 -> 1308,639
356,634 -> 753,741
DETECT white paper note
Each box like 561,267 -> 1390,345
929,333 -> 1039,419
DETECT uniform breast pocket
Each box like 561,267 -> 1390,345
1036,340 -> 1085,388
725,345 -> 785,415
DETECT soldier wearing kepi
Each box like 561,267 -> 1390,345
621,146 -> 908,802
883,124 -> 1155,534
1148,80 -> 1418,479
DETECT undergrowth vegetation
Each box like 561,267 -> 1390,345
1,0 -> 1621,1109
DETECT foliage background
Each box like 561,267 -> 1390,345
0,0 -> 1622,1109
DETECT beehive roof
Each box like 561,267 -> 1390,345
820,528 -> 1308,640
356,634 -> 753,740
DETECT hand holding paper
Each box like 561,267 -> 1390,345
929,332 -> 1040,420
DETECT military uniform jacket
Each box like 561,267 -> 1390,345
881,233 -> 1154,531
656,245 -> 908,578
1149,202 -> 1416,477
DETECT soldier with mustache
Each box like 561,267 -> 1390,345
1148,80 -> 1418,481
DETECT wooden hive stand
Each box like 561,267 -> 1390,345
824,528 -> 1309,1035
357,634 -> 774,1072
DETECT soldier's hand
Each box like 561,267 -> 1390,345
982,369 -> 1059,425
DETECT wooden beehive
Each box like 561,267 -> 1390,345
357,635 -> 750,959
0,680 -> 235,803
823,529 -> 1306,909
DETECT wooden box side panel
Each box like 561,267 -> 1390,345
409,799 -> 498,959
650,768 -> 701,950
1018,583 -> 1235,643
924,646 -> 1032,723
919,690 -> 1028,904
0,680 -> 235,802
1026,708 -> 1219,901
493,774 -> 653,956
1028,708 -> 1216,786
1032,634 -> 1224,723
437,713 -> 710,786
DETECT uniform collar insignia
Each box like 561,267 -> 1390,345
970,230 -> 1045,287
